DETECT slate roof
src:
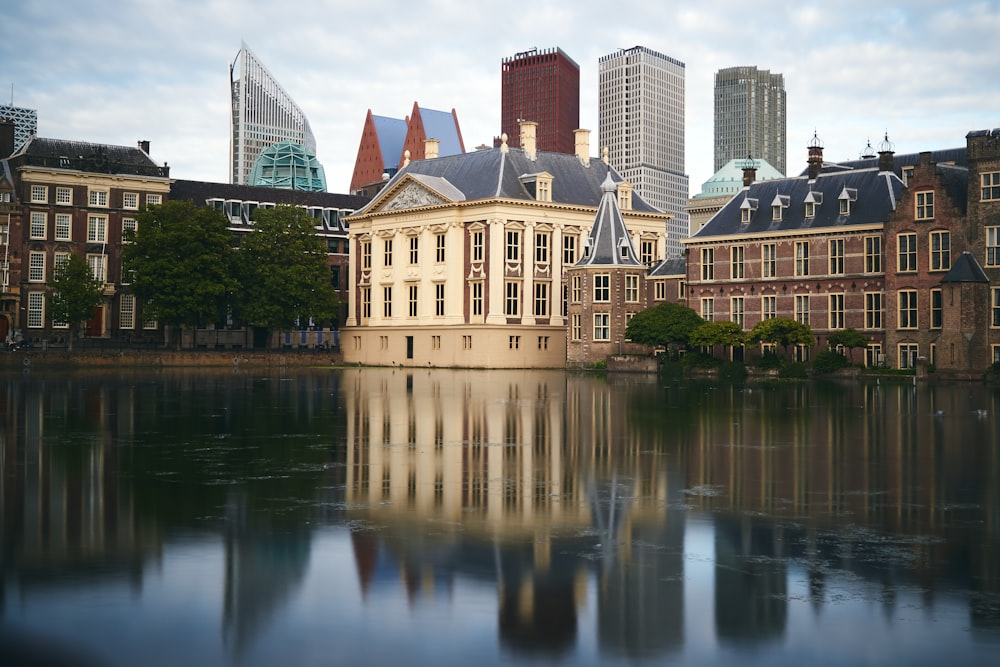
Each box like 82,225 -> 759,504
171,180 -> 371,210
814,147 -> 968,177
372,115 -> 407,168
940,251 -> 990,283
692,168 -> 903,239
936,163 -> 969,216
649,256 -> 685,277
11,137 -> 169,177
356,144 -> 661,215
575,174 -> 642,267
418,108 -> 464,156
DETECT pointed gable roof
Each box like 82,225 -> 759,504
575,174 -> 643,267
940,251 -> 990,283
402,102 -> 465,163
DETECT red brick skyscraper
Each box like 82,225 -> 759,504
500,48 -> 580,154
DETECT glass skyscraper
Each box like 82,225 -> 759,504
598,46 -> 689,257
230,42 -> 315,185
713,66 -> 786,176
0,104 -> 38,154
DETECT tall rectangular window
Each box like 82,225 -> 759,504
384,239 -> 393,267
534,282 -> 548,317
535,232 -> 549,264
472,230 -> 484,262
762,295 -> 776,320
593,313 -> 610,341
506,230 -> 521,262
87,254 -> 106,283
898,233 -> 917,272
730,246 -> 744,279
435,234 -> 446,262
435,283 -> 445,316
625,274 -> 639,303
594,274 -> 610,302
88,215 -> 107,243
762,243 -> 776,278
27,292 -> 44,328
865,292 -> 883,329
563,235 -> 576,264
122,218 -> 137,242
120,294 -> 136,330
54,252 -> 70,276
654,281 -> 666,300
983,172 -> 1000,200
640,240 -> 654,266
987,227 -> 1000,267
931,289 -> 942,329
571,275 -> 581,302
829,294 -> 845,329
865,235 -> 882,273
701,248 -> 714,280
992,288 -> 1000,327
409,236 -> 419,264
362,241 -> 372,269
30,211 -> 47,239
829,238 -> 844,275
915,191 -> 934,220
899,343 -> 918,369
361,288 -> 371,319
898,290 -> 917,329
730,296 -> 744,328
795,241 -> 810,276
54,214 -> 72,241
29,251 -> 45,282
701,297 -> 714,322
383,286 -> 392,318
571,313 -> 581,341
408,285 -> 418,317
929,231 -> 950,271
795,295 -> 810,325
471,281 -> 483,316
505,281 -> 519,316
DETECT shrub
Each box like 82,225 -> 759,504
754,351 -> 784,369
718,361 -> 748,382
779,361 -> 808,379
681,351 -> 721,369
813,350 -> 850,375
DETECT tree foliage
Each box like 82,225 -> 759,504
122,200 -> 236,330
48,253 -> 104,351
827,327 -> 869,363
689,320 -> 746,350
234,205 -> 337,339
624,302 -> 703,349
747,317 -> 815,354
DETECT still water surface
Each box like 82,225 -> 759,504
1,368 -> 998,666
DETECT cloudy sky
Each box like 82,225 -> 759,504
3,0 -> 998,196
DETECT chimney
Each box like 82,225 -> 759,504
138,140 -> 151,155
877,132 -> 895,173
0,118 -> 14,159
741,154 -> 757,187
807,130 -> 824,180
574,129 -> 590,163
424,139 -> 439,160
519,121 -> 537,160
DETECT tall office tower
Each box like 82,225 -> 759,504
230,42 -> 316,185
500,47 -> 580,154
0,104 -> 38,155
598,46 -> 689,257
713,66 -> 786,175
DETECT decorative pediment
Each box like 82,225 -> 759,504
382,181 -> 448,211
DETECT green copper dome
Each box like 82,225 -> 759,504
249,141 -> 327,191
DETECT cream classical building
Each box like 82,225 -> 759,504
342,123 -> 669,368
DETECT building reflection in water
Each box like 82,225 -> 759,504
1,370 -> 998,664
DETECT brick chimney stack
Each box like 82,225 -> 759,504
138,140 -> 151,155
0,118 -> 14,159
520,121 -> 537,160
877,132 -> 895,173
574,129 -> 590,164
807,131 -> 824,180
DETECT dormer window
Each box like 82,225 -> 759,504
740,197 -> 758,223
519,172 -> 553,202
838,187 -> 857,215
804,191 -> 822,218
618,238 -> 631,259
617,181 -> 633,211
583,237 -> 593,259
771,194 -> 789,221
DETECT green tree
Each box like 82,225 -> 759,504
747,317 -> 815,357
624,302 -> 703,353
234,205 -> 337,346
123,200 -> 236,347
48,253 -> 104,351
827,327 -> 869,363
690,320 -> 746,356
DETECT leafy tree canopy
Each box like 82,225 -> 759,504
48,253 -> 104,350
624,302 -> 703,348
827,327 -> 869,362
747,317 -> 814,352
234,205 -> 338,335
122,200 -> 236,328
690,320 -> 746,349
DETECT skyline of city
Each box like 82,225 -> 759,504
2,1 -> 995,197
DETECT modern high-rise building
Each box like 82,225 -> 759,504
0,104 -> 38,155
500,47 -> 579,154
229,42 -> 315,185
598,46 -> 689,257
713,66 -> 786,175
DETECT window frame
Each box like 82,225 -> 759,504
898,289 -> 918,329
593,313 -> 610,342
897,233 -> 917,272
593,274 -> 610,302
929,230 -> 951,271
701,248 -> 714,280
761,243 -> 776,278
983,171 -> 1000,201
865,235 -> 882,273
794,241 -> 810,277
730,245 -> 745,279
915,191 -> 935,220
30,211 -> 47,239
624,274 -> 639,303
829,293 -> 845,329
828,238 -> 844,275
